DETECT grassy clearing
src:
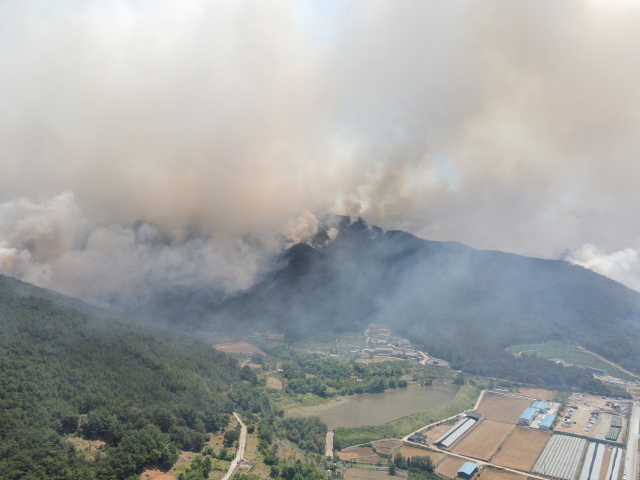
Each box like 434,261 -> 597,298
333,383 -> 480,449
507,342 -> 636,381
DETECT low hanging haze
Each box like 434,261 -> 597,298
2,0 -> 640,304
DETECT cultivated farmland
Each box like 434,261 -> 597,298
479,468 -> 529,480
345,468 -> 392,479
436,456 -> 468,479
371,439 -> 401,454
492,427 -> 551,470
338,446 -> 376,461
476,393 -> 533,424
452,420 -> 515,460
397,446 -> 446,465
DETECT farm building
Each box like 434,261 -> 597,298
539,414 -> 556,430
579,443 -> 605,480
532,434 -> 586,480
466,412 -> 482,421
375,347 -> 393,354
519,407 -> 538,426
434,417 -> 478,449
457,462 -> 478,478
605,448 -> 623,480
398,338 -> 411,346
532,401 -> 548,412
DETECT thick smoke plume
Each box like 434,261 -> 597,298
2,0 -> 640,299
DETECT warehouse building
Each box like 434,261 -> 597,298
532,401 -> 548,412
458,462 -> 478,479
539,414 -> 556,430
532,435 -> 587,480
434,417 -> 478,449
519,407 -> 538,426
579,443 -> 605,480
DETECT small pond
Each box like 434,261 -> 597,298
287,384 -> 460,430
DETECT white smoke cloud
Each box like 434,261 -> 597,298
1,1 -> 640,297
565,244 -> 640,291
0,193 -> 313,305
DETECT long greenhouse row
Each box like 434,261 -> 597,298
532,435 -> 587,480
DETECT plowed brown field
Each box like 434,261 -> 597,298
479,468 -> 530,480
436,456 -> 467,478
452,420 -> 514,460
345,469 -> 392,479
371,439 -> 401,454
476,393 -> 532,424
339,446 -> 376,461
492,427 -> 551,470
397,446 -> 446,465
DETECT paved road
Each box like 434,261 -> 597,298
325,430 -> 334,458
222,412 -> 247,480
626,404 -> 639,480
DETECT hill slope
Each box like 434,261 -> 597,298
216,218 -> 640,375
0,275 -> 242,480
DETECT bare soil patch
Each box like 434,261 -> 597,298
139,469 -> 177,480
345,468 -> 391,479
397,446 -> 446,465
519,389 -> 556,401
452,420 -> 514,460
371,439 -> 401,454
212,341 -> 262,354
598,449 -> 613,480
476,393 -> 532,424
492,427 -> 551,470
436,456 -> 467,479
479,468 -> 530,480
339,446 -> 376,461
266,377 -> 283,389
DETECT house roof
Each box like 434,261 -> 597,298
458,462 -> 478,476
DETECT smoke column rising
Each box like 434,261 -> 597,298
2,0 -> 640,299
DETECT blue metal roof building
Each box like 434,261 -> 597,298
539,414 -> 556,430
532,401 -> 548,411
458,462 -> 478,478
519,407 -> 538,425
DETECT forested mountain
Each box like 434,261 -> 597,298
214,217 -> 640,376
0,275 -> 243,479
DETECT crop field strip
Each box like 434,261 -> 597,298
436,456 -> 468,479
480,468 -> 532,480
396,446 -> 447,465
578,442 -> 605,480
476,393 -> 534,424
532,434 -> 587,480
452,420 -> 515,461
492,427 -> 552,471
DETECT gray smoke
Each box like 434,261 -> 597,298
2,0 -> 640,299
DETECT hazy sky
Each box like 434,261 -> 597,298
2,0 -> 640,301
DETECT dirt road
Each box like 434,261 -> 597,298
326,430 -> 334,458
222,412 -> 247,480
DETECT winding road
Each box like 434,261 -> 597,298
221,413 -> 247,480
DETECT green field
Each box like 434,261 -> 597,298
507,341 -> 637,382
